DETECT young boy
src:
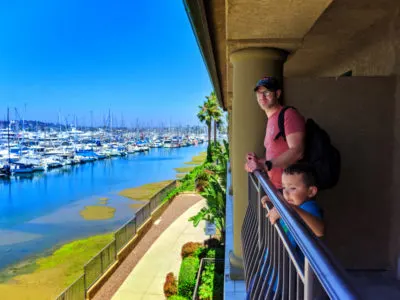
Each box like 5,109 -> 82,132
264,162 -> 324,239
246,163 -> 324,299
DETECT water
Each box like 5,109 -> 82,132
0,145 -> 207,269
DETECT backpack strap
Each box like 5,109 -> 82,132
274,106 -> 297,141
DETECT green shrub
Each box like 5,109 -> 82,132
193,246 -> 206,258
205,247 -> 224,259
198,262 -> 224,300
164,272 -> 178,298
178,256 -> 200,298
181,242 -> 203,259
168,295 -> 189,300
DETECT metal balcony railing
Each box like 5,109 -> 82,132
242,171 -> 360,300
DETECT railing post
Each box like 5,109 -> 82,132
83,272 -> 87,298
114,238 -> 117,259
100,251 -> 104,273
124,224 -> 128,245
304,258 -> 314,300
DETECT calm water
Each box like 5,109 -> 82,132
0,145 -> 207,269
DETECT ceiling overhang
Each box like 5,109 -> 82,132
183,0 -> 398,109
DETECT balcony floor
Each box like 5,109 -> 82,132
348,270 -> 400,300
224,179 -> 246,300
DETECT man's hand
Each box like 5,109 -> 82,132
267,207 -> 280,225
244,152 -> 262,173
246,152 -> 258,161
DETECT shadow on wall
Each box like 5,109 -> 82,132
284,76 -> 396,269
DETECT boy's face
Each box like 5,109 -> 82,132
281,173 -> 317,206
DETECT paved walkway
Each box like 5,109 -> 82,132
112,199 -> 207,300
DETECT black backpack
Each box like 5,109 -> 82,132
274,106 -> 341,190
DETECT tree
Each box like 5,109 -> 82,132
197,96 -> 213,145
189,175 -> 226,241
197,91 -> 223,145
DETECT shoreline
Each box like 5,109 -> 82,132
0,150 -> 207,299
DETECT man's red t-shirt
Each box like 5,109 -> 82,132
264,107 -> 305,189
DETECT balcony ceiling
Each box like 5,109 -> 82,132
184,0 -> 397,110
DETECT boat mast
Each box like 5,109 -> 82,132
7,107 -> 10,164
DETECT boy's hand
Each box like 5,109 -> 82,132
267,207 -> 280,225
261,195 -> 270,208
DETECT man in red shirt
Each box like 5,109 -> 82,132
245,77 -> 305,190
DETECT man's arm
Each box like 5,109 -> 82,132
291,206 -> 324,237
269,131 -> 305,169
247,132 -> 304,172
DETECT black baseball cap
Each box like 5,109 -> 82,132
254,76 -> 281,92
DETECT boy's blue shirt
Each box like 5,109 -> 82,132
279,199 -> 322,261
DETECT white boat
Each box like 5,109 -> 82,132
11,163 -> 34,174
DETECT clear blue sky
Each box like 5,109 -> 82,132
0,0 -> 213,127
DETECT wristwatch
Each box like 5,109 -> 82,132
264,160 -> 273,171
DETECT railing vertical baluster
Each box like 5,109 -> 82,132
266,228 -> 278,299
288,261 -> 295,300
282,249 -> 288,300
273,241 -> 283,300
258,213 -> 272,298
296,274 -> 304,300
257,179 -> 263,249
304,258 -> 314,300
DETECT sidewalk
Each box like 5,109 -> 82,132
112,199 -> 207,300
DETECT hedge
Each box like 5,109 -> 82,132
178,256 -> 200,298
168,295 -> 189,300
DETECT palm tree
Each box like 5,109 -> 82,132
213,113 -> 223,143
207,92 -> 223,143
197,94 -> 214,145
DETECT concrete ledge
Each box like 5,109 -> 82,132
86,197 -> 175,299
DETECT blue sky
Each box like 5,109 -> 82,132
0,0 -> 213,127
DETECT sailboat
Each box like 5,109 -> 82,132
0,108 -> 12,178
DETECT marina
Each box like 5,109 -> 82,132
0,111 -> 207,178
0,132 -> 208,271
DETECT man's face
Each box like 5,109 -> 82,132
255,86 -> 279,110
282,173 -> 317,206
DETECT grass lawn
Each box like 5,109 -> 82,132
119,180 -> 174,201
183,151 -> 206,165
0,233 -> 114,300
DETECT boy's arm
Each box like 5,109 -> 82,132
291,206 -> 324,237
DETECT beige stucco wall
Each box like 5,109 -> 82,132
284,77 -> 397,269
290,10 -> 400,271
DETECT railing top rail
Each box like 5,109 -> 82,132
253,171 -> 360,300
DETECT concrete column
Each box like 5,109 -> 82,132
229,48 -> 287,279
